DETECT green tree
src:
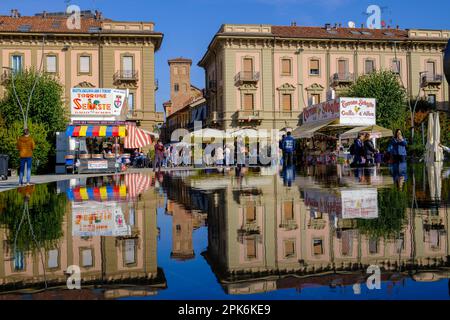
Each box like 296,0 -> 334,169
345,70 -> 409,131
0,69 -> 67,172
0,69 -> 67,133
0,121 -> 51,173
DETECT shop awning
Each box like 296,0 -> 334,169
293,119 -> 338,139
124,125 -> 157,149
340,125 -> 393,139
66,125 -> 126,137
66,185 -> 127,202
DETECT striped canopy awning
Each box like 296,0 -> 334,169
67,185 -> 127,202
124,125 -> 157,149
66,125 -> 126,137
124,173 -> 153,199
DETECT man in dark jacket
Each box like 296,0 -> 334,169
350,133 -> 365,167
363,133 -> 378,166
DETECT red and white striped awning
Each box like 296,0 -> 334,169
124,173 -> 153,199
124,125 -> 158,149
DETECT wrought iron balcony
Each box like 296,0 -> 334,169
279,219 -> 298,231
113,70 -> 139,82
330,72 -> 355,85
234,71 -> 260,84
421,74 -> 443,86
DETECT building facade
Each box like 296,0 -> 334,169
199,24 -> 450,132
162,57 -> 207,141
0,10 -> 164,132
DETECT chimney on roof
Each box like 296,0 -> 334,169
42,11 -> 47,18
94,10 -> 103,20
10,9 -> 20,18
325,23 -> 331,31
339,23 -> 342,28
291,21 -> 297,26
361,23 -> 365,28
396,25 -> 400,30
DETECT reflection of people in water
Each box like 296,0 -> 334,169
281,165 -> 296,187
390,162 -> 408,189
17,184 -> 35,203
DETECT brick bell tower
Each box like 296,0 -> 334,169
167,57 -> 193,116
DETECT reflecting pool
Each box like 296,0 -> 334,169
0,163 -> 449,300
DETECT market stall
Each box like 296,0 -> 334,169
293,97 -> 391,165
61,88 -> 156,174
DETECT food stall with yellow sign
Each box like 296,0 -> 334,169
62,88 -> 129,174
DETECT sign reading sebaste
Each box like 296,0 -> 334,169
303,97 -> 376,126
71,88 -> 127,116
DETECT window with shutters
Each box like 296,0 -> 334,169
281,58 -> 292,76
365,59 -> 375,74
11,54 -> 23,74
243,93 -> 254,111
283,201 -> 294,221
246,239 -> 257,260
311,94 -> 321,105
391,59 -> 401,74
174,83 -> 179,92
313,239 -> 323,255
245,205 -> 256,223
338,59 -> 348,76
309,59 -> 320,75
122,55 -> 134,78
282,94 -> 292,112
79,55 -> 91,74
45,55 -> 57,73
284,240 -> 295,258
426,61 -> 436,78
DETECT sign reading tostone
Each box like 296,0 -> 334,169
303,97 -> 376,126
71,88 -> 127,116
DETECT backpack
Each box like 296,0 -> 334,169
349,143 -> 356,156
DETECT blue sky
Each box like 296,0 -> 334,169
2,0 -> 450,112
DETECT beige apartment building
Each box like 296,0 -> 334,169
0,9 -> 164,132
199,24 -> 450,131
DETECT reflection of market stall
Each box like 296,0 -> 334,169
293,97 -> 391,165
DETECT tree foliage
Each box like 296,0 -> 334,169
0,69 -> 67,172
345,70 -> 409,131
0,183 -> 66,252
0,121 -> 51,173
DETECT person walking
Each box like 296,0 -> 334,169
224,144 -> 231,166
388,129 -> 408,163
350,133 -> 365,167
279,134 -> 286,166
153,140 -> 165,172
16,128 -> 35,186
216,145 -> 224,166
363,133 -> 378,167
282,132 -> 296,167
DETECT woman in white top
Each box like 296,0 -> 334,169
224,145 -> 231,166
216,145 -> 224,166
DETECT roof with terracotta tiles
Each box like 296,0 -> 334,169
0,15 -> 102,33
271,26 -> 409,41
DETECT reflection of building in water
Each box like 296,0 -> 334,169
0,175 -> 166,299
197,170 -> 450,295
163,175 -> 208,261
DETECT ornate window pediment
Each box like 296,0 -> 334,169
277,83 -> 296,92
75,81 -> 95,88
305,83 -> 324,93
238,83 -> 258,92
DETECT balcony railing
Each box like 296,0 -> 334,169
237,110 -> 261,123
279,219 -> 298,230
421,74 -> 443,86
113,70 -> 139,82
234,71 -> 260,84
330,72 -> 354,85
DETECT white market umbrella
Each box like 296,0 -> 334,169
427,162 -> 443,200
190,128 -> 231,140
434,112 -> 444,162
231,128 -> 272,140
425,113 -> 435,163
